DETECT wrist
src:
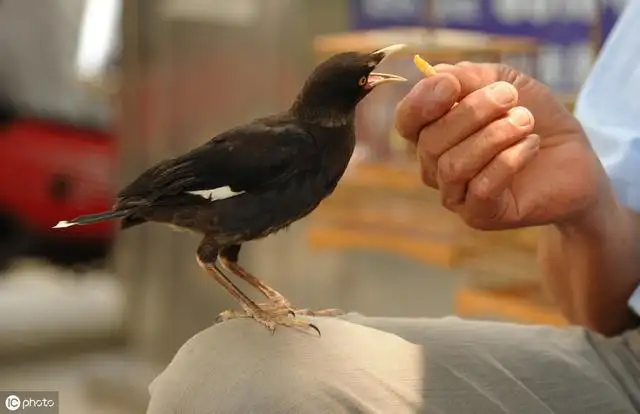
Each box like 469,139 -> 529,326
551,187 -> 640,334
554,186 -> 629,240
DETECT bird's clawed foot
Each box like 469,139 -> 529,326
216,303 -> 320,335
263,293 -> 296,318
215,303 -> 344,336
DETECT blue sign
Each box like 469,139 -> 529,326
349,0 -> 627,92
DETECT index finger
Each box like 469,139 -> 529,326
394,73 -> 461,143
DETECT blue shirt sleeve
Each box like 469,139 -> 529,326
574,0 -> 640,213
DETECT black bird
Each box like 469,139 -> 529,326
53,44 -> 408,333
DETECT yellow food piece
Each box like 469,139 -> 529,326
413,54 -> 437,77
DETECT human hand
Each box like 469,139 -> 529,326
395,62 -> 612,230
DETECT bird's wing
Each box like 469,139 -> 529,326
116,117 -> 317,207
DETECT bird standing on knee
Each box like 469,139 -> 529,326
53,44 -> 409,334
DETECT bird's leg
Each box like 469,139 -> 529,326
218,245 -> 293,311
195,255 -> 264,320
198,240 -> 319,335
218,245 -> 345,320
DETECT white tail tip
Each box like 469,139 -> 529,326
53,221 -> 76,229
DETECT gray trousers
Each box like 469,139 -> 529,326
147,314 -> 640,413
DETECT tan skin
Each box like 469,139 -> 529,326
395,62 -> 640,336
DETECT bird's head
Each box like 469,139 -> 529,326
291,44 -> 408,126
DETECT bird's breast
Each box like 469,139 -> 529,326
314,123 -> 356,185
185,125 -> 356,243
203,162 -> 351,244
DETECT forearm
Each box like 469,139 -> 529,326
538,196 -> 640,336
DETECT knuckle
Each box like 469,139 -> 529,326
436,154 -> 461,185
462,214 -> 494,231
452,92 -> 501,129
394,102 -> 416,139
420,165 -> 437,188
394,122 -> 410,141
468,177 -> 492,201
453,96 -> 482,119
417,135 -> 440,161
493,63 -> 522,83
440,194 -> 459,212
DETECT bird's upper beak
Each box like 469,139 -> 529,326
366,43 -> 408,89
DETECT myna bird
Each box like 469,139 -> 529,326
53,43 -> 408,334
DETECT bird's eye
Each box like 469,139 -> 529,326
358,76 -> 367,86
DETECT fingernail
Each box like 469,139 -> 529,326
508,107 -> 532,127
488,82 -> 516,105
433,77 -> 456,99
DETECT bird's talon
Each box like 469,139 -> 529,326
215,305 -> 333,336
309,323 -> 321,337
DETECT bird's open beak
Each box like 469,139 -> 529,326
366,43 -> 408,89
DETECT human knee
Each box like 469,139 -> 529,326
147,317 -> 425,413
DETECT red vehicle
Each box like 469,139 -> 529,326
0,102 -> 117,268
0,0 -> 122,268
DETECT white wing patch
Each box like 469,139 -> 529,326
187,186 -> 245,201
53,220 -> 76,228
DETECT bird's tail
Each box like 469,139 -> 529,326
52,210 -> 131,229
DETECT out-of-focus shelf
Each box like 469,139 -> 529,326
454,284 -> 566,327
308,204 -> 468,268
342,159 -> 426,192
314,27 -> 539,61
308,224 -> 460,268
464,226 -> 541,255
308,160 -> 469,268
458,248 -> 542,289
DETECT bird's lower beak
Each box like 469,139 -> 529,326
366,73 -> 407,88
366,43 -> 408,89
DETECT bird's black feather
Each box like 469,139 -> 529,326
115,113 -> 318,210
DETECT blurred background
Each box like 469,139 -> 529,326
0,0 -> 628,412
